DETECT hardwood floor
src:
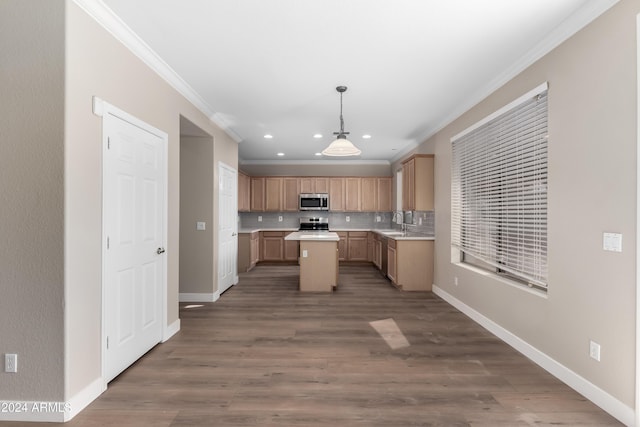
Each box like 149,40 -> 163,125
14,264 -> 621,426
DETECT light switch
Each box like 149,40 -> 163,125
346,216 -> 350,222
603,232 -> 622,252
258,216 -> 262,222
302,250 -> 308,258
196,222 -> 206,231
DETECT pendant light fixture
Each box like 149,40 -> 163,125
322,86 -> 362,156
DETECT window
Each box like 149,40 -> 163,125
451,83 -> 548,290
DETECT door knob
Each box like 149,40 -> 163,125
156,247 -> 166,255
232,232 -> 237,236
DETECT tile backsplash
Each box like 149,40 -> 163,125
239,210 -> 434,236
240,211 -> 393,230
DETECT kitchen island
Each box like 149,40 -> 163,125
285,231 -> 339,292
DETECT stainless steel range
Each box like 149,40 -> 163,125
298,217 -> 329,231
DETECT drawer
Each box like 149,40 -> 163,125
337,232 -> 348,238
387,238 -> 397,249
348,231 -> 368,238
262,231 -> 284,237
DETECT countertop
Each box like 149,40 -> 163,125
284,231 -> 340,241
239,228 -> 434,241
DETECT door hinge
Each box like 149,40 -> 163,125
107,137 -> 110,150
107,237 -> 110,249
106,336 -> 109,350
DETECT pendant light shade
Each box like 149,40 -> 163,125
322,86 -> 361,157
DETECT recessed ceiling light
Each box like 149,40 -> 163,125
276,152 -> 285,156
362,134 -> 372,139
264,134 -> 273,139
313,134 -> 323,139
314,152 -> 322,156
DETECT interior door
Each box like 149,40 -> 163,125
218,162 -> 238,294
103,109 -> 166,383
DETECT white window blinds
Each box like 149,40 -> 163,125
451,83 -> 548,289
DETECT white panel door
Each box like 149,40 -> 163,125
218,162 -> 238,294
103,111 -> 165,383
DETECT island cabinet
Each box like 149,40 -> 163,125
238,172 -> 251,212
300,177 -> 329,194
238,231 -> 259,272
347,231 -> 368,261
402,154 -> 434,211
387,238 -> 434,291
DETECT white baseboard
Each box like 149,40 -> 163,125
0,377 -> 104,423
433,285 -> 635,427
178,292 -> 219,302
163,318 -> 181,342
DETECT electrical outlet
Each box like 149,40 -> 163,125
302,250 -> 308,258
419,217 -> 423,225
5,354 -> 17,373
278,216 -> 283,222
589,340 -> 601,361
258,216 -> 262,222
346,216 -> 350,222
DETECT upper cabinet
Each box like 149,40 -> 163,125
242,175 -> 393,212
300,177 -> 329,194
238,171 -> 251,212
402,154 -> 434,211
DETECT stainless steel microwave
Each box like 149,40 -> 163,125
299,193 -> 329,211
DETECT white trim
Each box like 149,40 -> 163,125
403,1 -> 619,157
163,319 -> 181,342
97,98 -> 168,386
239,159 -> 391,166
179,292 -> 220,302
433,285 -> 634,427
635,12 -> 640,427
451,82 -> 549,142
0,377 -> 104,422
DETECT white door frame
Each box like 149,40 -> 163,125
218,161 -> 238,295
93,97 -> 168,388
635,14 -> 640,427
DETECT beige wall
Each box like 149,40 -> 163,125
0,0 -> 243,405
403,0 -> 637,408
240,162 -> 392,177
0,0 -> 66,400
180,136 -> 214,294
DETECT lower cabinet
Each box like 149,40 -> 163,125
347,231 -> 368,261
387,239 -> 434,291
258,231 -> 299,262
337,232 -> 348,261
238,231 -> 259,273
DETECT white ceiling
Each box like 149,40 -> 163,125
94,0 -> 617,164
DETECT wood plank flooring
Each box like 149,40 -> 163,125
13,264 -> 621,426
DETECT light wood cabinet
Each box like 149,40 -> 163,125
345,178 -> 361,211
377,177 -> 392,212
284,239 -> 299,261
265,177 -> 283,211
387,239 -> 397,284
238,172 -> 251,212
347,231 -> 368,261
261,231 -> 284,261
360,178 -> 377,212
337,232 -> 348,261
238,231 -> 259,272
402,154 -> 434,211
388,239 -> 433,291
329,178 -> 346,212
300,177 -> 329,194
367,232 -> 374,262
250,177 -> 265,212
282,178 -> 299,211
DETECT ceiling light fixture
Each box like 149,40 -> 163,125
313,133 -> 323,139
264,134 -> 273,139
321,86 -> 361,157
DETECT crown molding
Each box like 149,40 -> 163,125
72,0 -> 243,143
411,0 -> 619,150
239,159 -> 391,166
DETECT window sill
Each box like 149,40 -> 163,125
452,261 -> 548,299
